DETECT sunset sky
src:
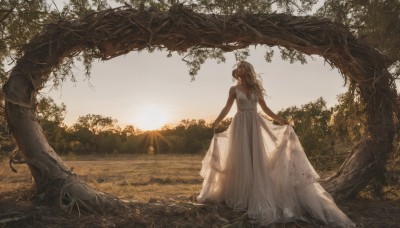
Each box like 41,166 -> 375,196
35,1 -> 351,130
43,46 -> 347,129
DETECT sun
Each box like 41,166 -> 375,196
134,105 -> 170,131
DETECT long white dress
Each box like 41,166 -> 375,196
197,86 -> 355,227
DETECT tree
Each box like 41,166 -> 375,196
0,0 -> 53,155
315,0 -> 400,196
0,0 -> 101,157
157,119 -> 212,153
1,0 -> 318,85
71,114 -> 119,153
0,95 -> 14,155
2,1 -> 398,212
175,119 -> 213,153
36,96 -> 68,154
331,91 -> 365,144
0,0 -> 113,83
318,0 -> 400,77
0,0 -> 323,158
279,98 -> 333,156
96,130 -> 122,154
74,114 -> 118,135
121,125 -> 137,138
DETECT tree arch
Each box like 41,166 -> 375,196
3,5 -> 398,210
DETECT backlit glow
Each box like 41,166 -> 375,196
134,105 -> 170,131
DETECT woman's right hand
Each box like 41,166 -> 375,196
212,120 -> 219,129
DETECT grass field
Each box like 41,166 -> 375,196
1,154 -> 205,201
67,154 -> 204,201
1,154 -> 400,227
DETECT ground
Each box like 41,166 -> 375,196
0,154 -> 399,227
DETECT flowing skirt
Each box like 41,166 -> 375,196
197,110 -> 355,227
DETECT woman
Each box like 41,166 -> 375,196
197,61 -> 355,227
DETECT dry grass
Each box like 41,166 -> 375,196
67,154 -> 203,201
1,154 -> 204,201
1,154 -> 400,227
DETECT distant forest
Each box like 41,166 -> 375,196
1,91 -> 369,168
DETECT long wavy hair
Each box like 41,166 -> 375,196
233,61 -> 265,98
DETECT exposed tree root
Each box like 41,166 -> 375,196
59,179 -> 127,214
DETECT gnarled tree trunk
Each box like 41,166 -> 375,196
3,5 -> 397,210
4,61 -> 124,211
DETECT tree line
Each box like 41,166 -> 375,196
1,92 -> 359,167
0,0 -> 397,161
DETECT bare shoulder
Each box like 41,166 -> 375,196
229,86 -> 237,96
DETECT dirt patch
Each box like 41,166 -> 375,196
131,177 -> 203,186
1,186 -> 399,227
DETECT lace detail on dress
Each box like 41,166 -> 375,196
235,86 -> 258,111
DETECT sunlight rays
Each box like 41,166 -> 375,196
140,130 -> 172,154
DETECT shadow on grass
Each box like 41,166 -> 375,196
1,185 -> 399,228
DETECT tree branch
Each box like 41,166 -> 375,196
0,7 -> 14,24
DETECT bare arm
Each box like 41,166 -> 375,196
213,87 -> 236,127
258,97 -> 289,125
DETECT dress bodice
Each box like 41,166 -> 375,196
235,86 -> 258,111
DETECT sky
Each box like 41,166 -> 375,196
38,0 -> 348,130
42,47 -> 347,129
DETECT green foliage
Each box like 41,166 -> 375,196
36,96 -> 67,123
68,114 -> 120,153
0,0 -> 322,87
119,136 -> 140,153
279,97 -> 333,156
1,0 -> 49,57
0,0 -> 98,87
73,114 -> 118,134
38,117 -> 214,155
1,0 -> 396,85
276,94 -> 369,168
160,119 -> 214,153
182,48 -> 226,80
36,96 -> 70,154
330,90 -> 365,143
317,0 -> 400,77
0,104 -> 14,155
279,47 -> 307,64
96,130 -> 122,153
